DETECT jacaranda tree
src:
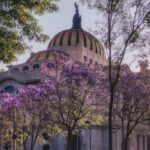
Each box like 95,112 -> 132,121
0,52 -> 150,150
113,68 -> 150,150
17,85 -> 52,150
0,92 -> 19,150
40,53 -> 107,150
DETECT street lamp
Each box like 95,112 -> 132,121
12,132 -> 17,150
113,126 -> 120,150
42,132 -> 50,150
76,130 -> 81,150
85,121 -> 92,150
113,126 -> 117,150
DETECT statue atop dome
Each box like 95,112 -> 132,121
72,2 -> 82,29
75,2 -> 79,14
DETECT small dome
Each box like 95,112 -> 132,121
27,50 -> 68,63
48,29 -> 102,54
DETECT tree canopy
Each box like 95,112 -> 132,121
80,1 -> 150,149
0,54 -> 150,150
0,0 -> 58,63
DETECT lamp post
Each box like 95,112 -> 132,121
42,132 -> 50,150
85,121 -> 91,150
113,127 -> 117,150
12,109 -> 17,150
113,126 -> 120,150
12,132 -> 17,150
77,134 -> 78,150
76,130 -> 81,150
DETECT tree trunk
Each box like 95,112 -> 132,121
121,118 -> 124,150
30,137 -> 35,150
109,89 -> 114,150
66,130 -> 73,150
12,139 -> 16,150
23,142 -> 27,150
30,132 -> 34,150
122,138 -> 128,150
0,131 -> 1,150
23,134 -> 27,150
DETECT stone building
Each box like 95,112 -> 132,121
0,3 -> 149,150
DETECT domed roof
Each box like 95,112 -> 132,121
27,50 -> 68,63
48,29 -> 102,54
27,3 -> 104,63
47,3 -> 102,54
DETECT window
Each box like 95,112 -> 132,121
137,135 -> 140,150
95,61 -> 98,65
71,134 -> 81,150
43,144 -> 50,150
148,137 -> 150,150
33,64 -> 40,70
99,48 -> 101,55
84,56 -> 87,62
89,59 -> 93,64
23,66 -> 29,72
143,136 -> 145,150
95,49 -> 98,53
4,86 -> 16,93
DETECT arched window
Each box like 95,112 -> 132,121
84,56 -> 87,62
89,59 -> 93,64
4,86 -> 16,93
95,61 -> 98,65
33,64 -> 40,70
71,134 -> 81,150
23,66 -> 29,72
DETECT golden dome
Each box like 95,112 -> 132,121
48,29 -> 102,54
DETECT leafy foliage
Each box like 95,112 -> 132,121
80,1 -> 150,150
0,0 -> 58,63
114,69 -> 150,150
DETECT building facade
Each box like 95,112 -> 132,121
0,3 -> 149,150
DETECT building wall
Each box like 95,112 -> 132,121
50,45 -> 107,65
42,127 -> 149,150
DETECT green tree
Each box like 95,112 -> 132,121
0,0 -> 58,63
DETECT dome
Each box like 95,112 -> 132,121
47,2 -> 103,55
48,29 -> 102,54
27,50 -> 68,63
27,3 -> 106,65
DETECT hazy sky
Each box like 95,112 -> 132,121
0,0 -> 98,69
0,0 -> 140,71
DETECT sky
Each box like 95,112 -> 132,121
0,0 -> 98,70
0,0 -> 141,71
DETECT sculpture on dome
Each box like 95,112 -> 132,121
75,2 -> 79,14
72,2 -> 82,29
